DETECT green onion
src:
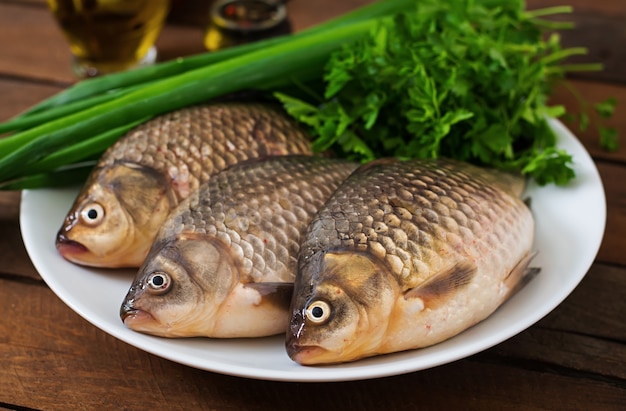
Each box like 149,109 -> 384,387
0,164 -> 94,190
0,0 -> 414,189
26,117 -> 149,175
0,84 -> 147,134
274,0 -> 617,185
0,17 -> 383,182
14,0 -> 413,120
0,0 -> 615,189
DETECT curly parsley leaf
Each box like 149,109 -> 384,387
599,127 -> 619,152
594,98 -> 619,152
277,0 -> 615,185
595,97 -> 617,119
520,148 -> 575,186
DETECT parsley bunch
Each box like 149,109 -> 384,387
277,0 -> 613,185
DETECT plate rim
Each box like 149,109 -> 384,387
19,118 -> 606,382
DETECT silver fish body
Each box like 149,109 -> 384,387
121,155 -> 359,338
287,158 -> 537,364
56,103 -> 313,268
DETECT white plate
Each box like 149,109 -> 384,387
20,119 -> 605,382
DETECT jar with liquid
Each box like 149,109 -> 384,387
204,0 -> 291,52
47,0 -> 170,77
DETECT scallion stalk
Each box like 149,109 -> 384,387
15,0 -> 413,118
26,117 -> 149,175
0,17 -> 382,182
0,164 -> 94,190
0,84 -> 148,134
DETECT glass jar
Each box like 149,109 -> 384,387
204,0 -> 291,51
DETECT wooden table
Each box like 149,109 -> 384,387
1,1 -> 624,409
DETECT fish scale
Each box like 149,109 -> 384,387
288,158 -> 536,365
121,155 -> 359,338
56,103 -> 313,268
102,103 -> 312,200
165,156 -> 356,283
300,160 -> 528,285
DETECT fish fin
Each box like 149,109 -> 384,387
523,196 -> 532,209
503,251 -> 541,300
404,261 -> 477,307
496,172 -> 527,198
244,282 -> 294,308
107,162 -> 176,223
469,164 -> 527,198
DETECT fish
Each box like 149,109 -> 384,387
286,158 -> 538,365
56,103 -> 313,268
120,155 -> 359,338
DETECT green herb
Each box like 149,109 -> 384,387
0,0 -> 616,189
0,164 -> 94,191
0,0 -> 415,188
595,97 -> 617,118
599,126 -> 619,152
562,85 -> 619,152
276,0 -> 613,185
12,0 -> 411,121
593,97 -> 619,152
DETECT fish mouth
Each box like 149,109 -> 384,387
55,233 -> 89,259
120,305 -> 158,331
285,337 -> 328,365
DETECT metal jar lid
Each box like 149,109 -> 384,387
210,0 -> 287,32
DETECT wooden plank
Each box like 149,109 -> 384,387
0,277 -> 624,410
287,0 -> 376,31
2,2 -> 624,118
0,218 -> 37,279
0,78 -> 63,123
169,0 -> 626,84
485,263 -> 626,380
524,1 -> 626,84
167,0 -> 214,26
0,3 -> 206,84
541,0 -> 618,86
154,23 -> 206,62
0,0 -> 47,6
0,1 -> 623,410
558,12 -> 626,85
0,3 -> 75,84
595,161 -> 626,265
527,0 -> 626,16
0,80 -> 58,281
0,191 -> 19,219
2,0 -> 624,85
550,80 -> 626,163
0,191 -> 39,279
538,263 -> 626,342
167,0 -> 380,29
487,327 -> 625,380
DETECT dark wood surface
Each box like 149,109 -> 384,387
1,1 -> 624,410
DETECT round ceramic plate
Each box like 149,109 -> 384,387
20,119 -> 606,382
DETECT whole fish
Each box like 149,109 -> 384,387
287,158 -> 537,365
120,155 -> 359,338
56,103 -> 313,268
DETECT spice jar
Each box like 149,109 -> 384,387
204,0 -> 291,51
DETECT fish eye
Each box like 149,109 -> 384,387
80,203 -> 105,226
305,300 -> 331,324
146,272 -> 171,294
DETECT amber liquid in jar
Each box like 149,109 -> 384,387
47,0 -> 170,77
204,0 -> 291,52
